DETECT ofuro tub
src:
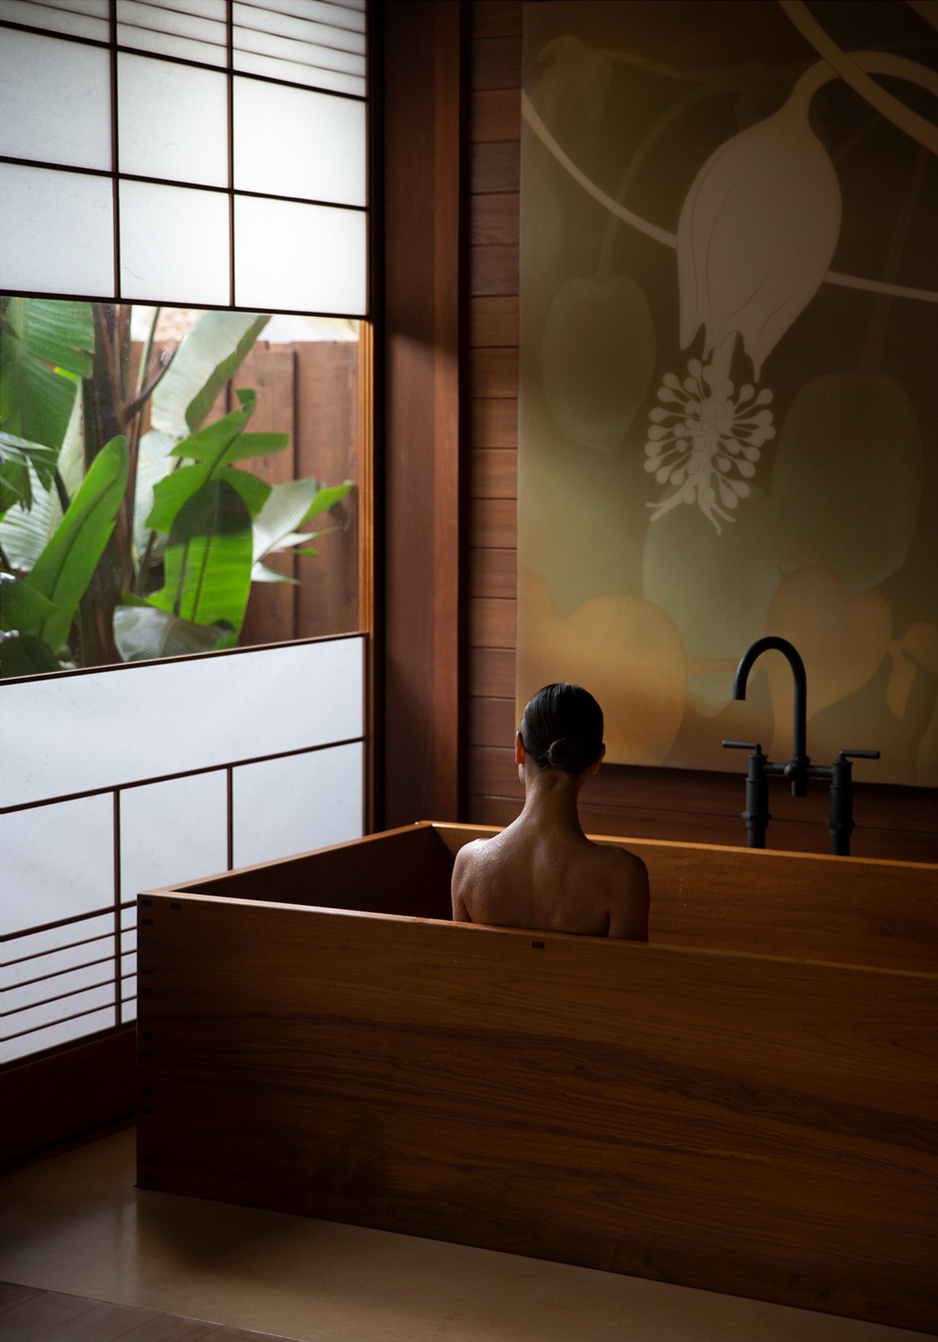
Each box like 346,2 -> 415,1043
137,822 -> 938,1332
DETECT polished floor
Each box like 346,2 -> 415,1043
0,1129 -> 930,1342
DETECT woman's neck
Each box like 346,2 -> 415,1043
519,765 -> 585,833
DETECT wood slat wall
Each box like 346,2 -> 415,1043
235,341 -> 361,648
464,1 -> 937,860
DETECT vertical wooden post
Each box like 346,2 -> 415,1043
381,0 -> 465,827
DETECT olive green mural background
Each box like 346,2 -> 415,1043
517,0 -> 938,786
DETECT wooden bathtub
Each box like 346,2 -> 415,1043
137,823 -> 938,1333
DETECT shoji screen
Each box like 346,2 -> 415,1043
0,0 -> 368,313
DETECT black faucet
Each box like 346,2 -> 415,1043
730,636 -> 810,795
722,637 -> 879,855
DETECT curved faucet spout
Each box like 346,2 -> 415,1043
732,636 -> 809,796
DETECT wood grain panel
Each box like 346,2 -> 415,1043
471,139 -> 521,192
1,1026 -> 135,1166
470,548 -> 516,599
471,34 -> 523,88
0,1292 -> 101,1340
469,646 -> 516,697
469,693 -> 516,746
470,346 -> 518,397
471,89 -> 522,141
293,342 -> 360,639
469,597 -> 516,648
470,244 -> 520,296
473,0 -> 522,39
470,295 -> 519,346
235,346 -> 296,648
171,824 -> 454,922
0,1287 -> 301,1342
470,497 -> 516,548
471,192 -> 520,245
382,0 -> 464,826
470,448 -> 516,498
465,793 -> 938,863
470,397 -> 517,447
37,1302 -> 162,1340
138,886 -> 938,1331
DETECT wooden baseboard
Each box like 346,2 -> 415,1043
1,1025 -> 136,1168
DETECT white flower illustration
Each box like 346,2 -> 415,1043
644,358 -> 774,532
678,77 -> 842,378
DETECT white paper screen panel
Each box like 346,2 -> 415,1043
120,772 -> 228,900
233,0 -> 366,98
0,29 -> 111,170
0,164 -> 115,296
235,196 -> 366,313
1,795 -> 114,936
234,78 -> 366,205
116,0 -> 227,65
232,740 -> 363,868
1,637 -> 364,808
118,54 -> 229,186
0,0 -> 109,41
119,180 -> 231,305
1,1 -> 368,312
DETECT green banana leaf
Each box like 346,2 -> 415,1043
113,604 -> 236,661
149,312 -> 270,438
0,633 -> 63,678
249,477 -> 353,580
132,428 -> 176,558
27,435 -> 129,651
146,391 -> 281,534
302,481 -> 354,521
146,478 -> 254,631
250,478 -> 320,562
0,383 -> 85,570
0,577 -> 56,633
0,433 -> 59,515
0,298 -> 91,450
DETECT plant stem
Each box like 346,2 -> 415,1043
53,469 -> 71,515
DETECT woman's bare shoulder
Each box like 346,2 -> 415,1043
594,843 -> 649,940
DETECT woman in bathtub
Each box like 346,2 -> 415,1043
451,683 -> 649,940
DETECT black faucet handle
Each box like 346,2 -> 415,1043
837,749 -> 880,761
722,739 -> 764,754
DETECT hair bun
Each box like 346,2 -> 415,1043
519,683 -> 604,776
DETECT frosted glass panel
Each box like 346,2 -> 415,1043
116,0 -> 227,65
3,1007 -> 116,1065
0,29 -> 111,169
0,164 -> 114,295
235,197 -> 366,315
0,796 -> 114,936
233,0 -> 366,97
118,54 -> 228,188
232,48 -> 363,99
5,916 -> 113,985
0,0 -> 109,42
234,79 -> 365,206
121,772 -> 228,898
6,958 -> 116,1016
119,180 -> 230,305
233,741 -> 362,867
2,638 -> 364,807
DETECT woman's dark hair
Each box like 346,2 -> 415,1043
519,683 -> 604,775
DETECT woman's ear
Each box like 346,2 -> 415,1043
586,743 -> 606,776
515,731 -> 525,765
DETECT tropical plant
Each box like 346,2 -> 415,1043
0,298 -> 352,676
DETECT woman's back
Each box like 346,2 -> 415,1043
451,819 -> 649,939
450,682 -> 649,941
